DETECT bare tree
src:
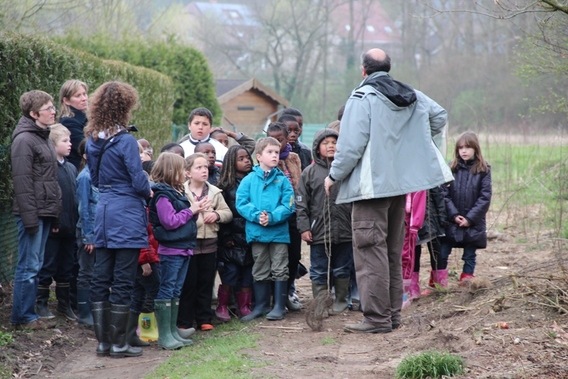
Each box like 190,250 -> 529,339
0,0 -> 157,36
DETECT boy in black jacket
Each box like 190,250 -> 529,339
295,128 -> 354,313
36,124 -> 79,321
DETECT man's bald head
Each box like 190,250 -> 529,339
361,48 -> 391,77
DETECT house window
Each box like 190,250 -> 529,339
238,106 -> 254,111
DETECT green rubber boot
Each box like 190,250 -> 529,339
154,299 -> 183,350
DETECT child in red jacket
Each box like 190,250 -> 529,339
127,209 -> 161,345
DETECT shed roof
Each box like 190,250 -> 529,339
216,78 -> 289,107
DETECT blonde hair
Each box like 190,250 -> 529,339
184,153 -> 207,172
150,152 -> 186,191
59,79 -> 88,118
254,137 -> 280,156
49,123 -> 71,145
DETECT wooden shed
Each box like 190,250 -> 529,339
216,78 -> 289,137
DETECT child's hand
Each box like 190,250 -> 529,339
203,211 -> 219,224
301,231 -> 313,242
455,215 -> 470,227
141,263 -> 152,276
190,196 -> 213,215
458,218 -> 470,227
259,210 -> 269,226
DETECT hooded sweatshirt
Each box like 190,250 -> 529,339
296,128 -> 352,245
329,71 -> 454,203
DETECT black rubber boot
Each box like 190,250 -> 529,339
76,288 -> 94,327
241,281 -> 272,322
266,281 -> 287,321
109,304 -> 143,358
91,301 -> 111,357
126,311 -> 149,347
55,283 -> 77,321
36,286 -> 55,319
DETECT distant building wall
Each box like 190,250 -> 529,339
221,89 -> 279,136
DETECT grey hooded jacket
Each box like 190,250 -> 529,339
329,71 -> 453,204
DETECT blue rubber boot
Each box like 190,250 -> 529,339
241,281 -> 271,322
266,281 -> 287,321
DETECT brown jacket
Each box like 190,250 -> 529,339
11,117 -> 61,232
277,152 -> 302,191
184,181 -> 232,243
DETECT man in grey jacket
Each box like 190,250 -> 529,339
324,48 -> 453,333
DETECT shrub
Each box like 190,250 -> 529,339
0,32 -> 174,279
395,351 -> 464,379
0,32 -> 174,205
58,34 -> 222,126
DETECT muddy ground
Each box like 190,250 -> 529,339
2,217 -> 568,378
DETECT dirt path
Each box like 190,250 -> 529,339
5,229 -> 568,378
46,341 -> 172,379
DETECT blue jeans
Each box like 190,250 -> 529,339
38,235 -> 76,286
11,217 -> 52,324
90,248 -> 139,305
131,262 -> 161,313
157,255 -> 190,300
218,261 -> 253,288
440,242 -> 477,275
309,242 -> 354,285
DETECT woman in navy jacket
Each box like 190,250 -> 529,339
85,82 -> 151,359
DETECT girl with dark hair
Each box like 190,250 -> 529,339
85,81 -> 151,358
215,145 -> 254,321
440,131 -> 492,283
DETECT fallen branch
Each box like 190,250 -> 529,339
257,325 -> 304,330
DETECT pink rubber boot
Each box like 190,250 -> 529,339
215,285 -> 231,322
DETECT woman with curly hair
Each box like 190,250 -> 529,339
85,82 -> 151,358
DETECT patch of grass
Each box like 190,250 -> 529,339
321,337 -> 336,345
0,331 -> 13,347
144,321 -> 264,379
395,350 -> 464,379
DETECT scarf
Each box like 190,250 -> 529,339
279,143 -> 292,160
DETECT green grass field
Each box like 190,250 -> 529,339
448,134 -> 568,238
145,321 -> 264,379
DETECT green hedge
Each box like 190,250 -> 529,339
58,34 -> 222,126
0,32 -> 175,280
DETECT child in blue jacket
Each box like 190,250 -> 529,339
236,137 -> 295,321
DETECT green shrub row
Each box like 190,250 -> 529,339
0,32 -> 175,207
0,32 -> 175,281
58,34 -> 222,126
